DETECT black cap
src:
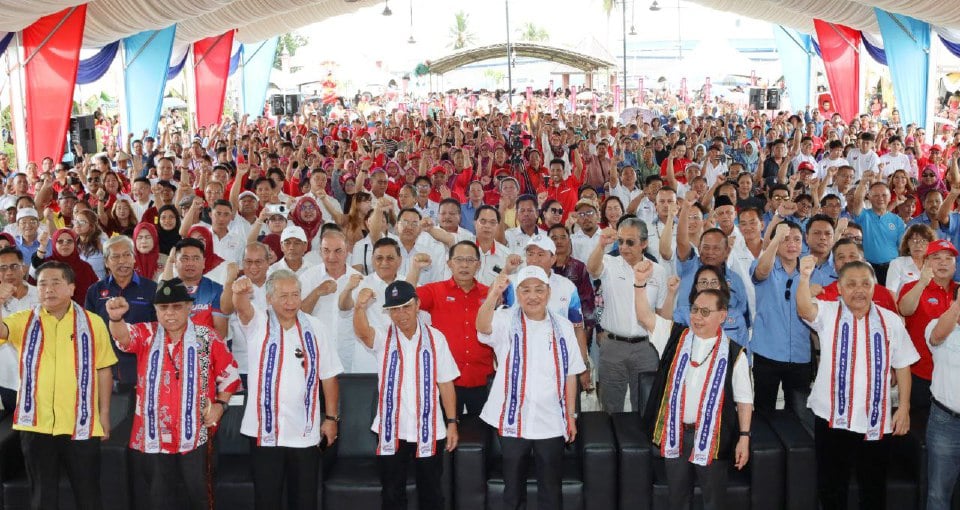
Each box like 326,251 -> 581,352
383,280 -> 417,309
155,278 -> 195,304
714,195 -> 735,208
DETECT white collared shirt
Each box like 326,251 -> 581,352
211,227 -> 247,265
227,280 -> 266,374
0,284 -> 39,391
925,320 -> 960,414
505,226 -> 540,255
239,309 -> 344,447
592,255 -> 667,337
300,264 -> 362,371
369,324 -> 460,442
341,272 -> 411,373
477,241 -> 511,286
267,252 -> 322,278
479,309 -> 586,439
398,233 -> 448,285
571,229 -> 603,263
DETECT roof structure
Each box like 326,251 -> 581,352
427,42 -> 615,75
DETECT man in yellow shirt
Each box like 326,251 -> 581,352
0,260 -> 117,510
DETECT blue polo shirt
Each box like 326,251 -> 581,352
85,274 -> 158,384
16,236 -> 50,264
185,277 -> 225,317
810,255 -> 838,287
750,257 -> 812,363
855,208 -> 905,264
674,252 -> 750,346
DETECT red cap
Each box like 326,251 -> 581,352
494,168 -> 512,177
798,161 -> 815,172
925,239 -> 958,258
931,144 -> 943,153
339,173 -> 356,186
429,165 -> 447,177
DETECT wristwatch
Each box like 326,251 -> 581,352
445,417 -> 459,425
739,431 -> 751,437
325,414 -> 341,423
216,398 -> 230,410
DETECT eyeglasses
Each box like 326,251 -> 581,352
696,279 -> 720,288
785,278 -> 794,301
243,258 -> 267,266
451,256 -> 479,264
0,264 -> 21,272
909,237 -> 928,246
577,210 -> 597,218
689,305 -> 719,317
771,195 -> 789,201
548,207 -> 563,215
617,237 -> 644,247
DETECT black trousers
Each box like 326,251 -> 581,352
132,446 -> 211,510
455,385 -> 490,417
753,354 -> 813,429
663,428 -> 729,510
815,417 -> 890,510
250,443 -> 321,510
0,387 -> 15,420
379,440 -> 445,510
869,262 -> 890,288
20,432 -> 101,510
500,435 -> 565,510
910,374 -> 932,424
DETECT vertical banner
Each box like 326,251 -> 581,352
591,93 -> 598,113
772,25 -> 812,111
613,84 -> 621,112
548,80 -> 554,111
570,85 -> 577,111
240,36 -> 279,117
680,78 -> 688,104
704,77 -> 712,103
875,9 -> 930,128
813,19 -> 861,123
639,78 -> 644,104
193,30 -> 235,129
23,5 -> 87,164
124,26 -> 176,139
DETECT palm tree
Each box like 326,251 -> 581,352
483,69 -> 505,88
448,11 -> 476,50
516,22 -> 549,42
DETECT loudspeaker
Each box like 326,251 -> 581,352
284,94 -> 301,116
69,115 -> 97,155
749,88 -> 766,110
270,94 -> 285,116
766,89 -> 781,110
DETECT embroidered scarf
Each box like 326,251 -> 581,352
16,303 -> 96,439
255,310 -> 321,447
653,328 -> 730,466
498,309 -> 571,440
143,322 -> 204,453
830,300 -> 890,441
377,321 -> 438,458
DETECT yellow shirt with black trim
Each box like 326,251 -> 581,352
1,306 -> 117,436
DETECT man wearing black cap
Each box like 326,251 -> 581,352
106,278 -> 240,510
354,279 -> 460,510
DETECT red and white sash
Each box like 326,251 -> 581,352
256,310 -> 322,447
498,309 -> 570,440
15,303 -> 96,439
376,321 -> 438,458
143,322 -> 204,453
654,328 -> 729,466
830,301 -> 890,440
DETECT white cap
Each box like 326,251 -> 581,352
515,266 -> 550,286
280,225 -> 307,243
163,150 -> 177,159
16,208 -> 38,221
238,190 -> 258,201
525,233 -> 556,255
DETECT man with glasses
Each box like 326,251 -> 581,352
473,205 -> 519,286
571,199 -> 603,263
14,208 -> 47,263
391,208 -> 447,285
762,185 -> 792,233
221,242 -> 272,388
751,221 -> 814,426
543,158 -> 581,224
587,217 -> 668,412
0,247 -> 38,418
847,177 -> 905,284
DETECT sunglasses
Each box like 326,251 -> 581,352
618,237 -> 643,247
785,278 -> 794,301
690,305 -> 719,317
548,207 -> 563,215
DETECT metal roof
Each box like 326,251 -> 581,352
428,42 -> 615,75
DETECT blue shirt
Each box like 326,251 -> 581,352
16,236 -> 50,264
674,252 -> 751,346
461,202 -> 481,234
185,277 -> 224,317
85,274 -> 158,384
855,208 -> 905,264
810,255 -> 838,287
750,257 -> 813,363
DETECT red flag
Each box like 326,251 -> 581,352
813,19 -> 861,123
194,30 -> 235,128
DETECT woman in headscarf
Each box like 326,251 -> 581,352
133,222 -> 162,280
916,164 -> 949,207
733,140 -> 760,174
185,225 -> 229,285
31,228 -> 98,303
288,196 -> 323,251
0,233 -> 15,249
155,205 -> 182,262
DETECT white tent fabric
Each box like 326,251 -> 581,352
659,37 -> 758,85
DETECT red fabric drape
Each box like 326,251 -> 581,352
23,5 -> 87,164
813,19 -> 861,123
193,30 -> 235,129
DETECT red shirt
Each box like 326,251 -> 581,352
544,175 -> 581,223
898,279 -> 959,380
818,282 -> 897,312
660,157 -> 692,184
121,321 -> 241,453
416,278 -> 493,387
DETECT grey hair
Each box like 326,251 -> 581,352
103,235 -> 134,256
245,241 -> 270,260
617,217 -> 649,241
265,269 -> 301,296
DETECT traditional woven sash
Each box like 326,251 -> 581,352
255,310 -> 321,447
15,303 -> 96,439
498,309 -> 570,440
653,328 -> 730,466
377,321 -> 438,458
143,322 -> 202,453
830,301 -> 889,440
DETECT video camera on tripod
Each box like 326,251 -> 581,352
507,124 -> 536,193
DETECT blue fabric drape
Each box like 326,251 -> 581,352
76,40 -> 119,84
812,39 -> 821,57
861,33 -> 887,65
166,50 -> 188,81
773,26 -> 813,110
941,35 -> 960,58
228,44 -> 243,76
936,27 -> 960,59
0,33 -> 13,56
875,8 -> 930,128
241,37 -> 279,116
124,26 -> 176,138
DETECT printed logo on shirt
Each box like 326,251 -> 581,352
888,223 -> 896,231
100,289 -> 110,298
928,298 -> 939,305
445,296 -> 455,302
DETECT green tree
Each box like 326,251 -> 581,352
516,22 -> 549,42
483,69 -> 505,88
448,11 -> 476,50
274,32 -> 309,69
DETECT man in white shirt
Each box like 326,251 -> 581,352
393,208 -> 447,285
502,195 -> 541,255
816,140 -> 849,181
233,269 -> 342,510
353,280 -> 459,510
634,176 -> 662,223
477,267 -> 585,510
0,247 -> 38,416
879,135 -> 911,178
267,226 -> 321,277
925,294 -> 960,510
571,198 -> 604,263
846,132 -> 881,181
797,257 -> 919,510
701,144 -> 728,187
223,242 -> 270,388
208,200 -> 246,265
474,205 -> 520,286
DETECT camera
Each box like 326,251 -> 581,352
266,204 -> 287,216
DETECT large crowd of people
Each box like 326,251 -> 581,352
0,89 -> 958,510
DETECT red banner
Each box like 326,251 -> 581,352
23,5 -> 87,164
813,19 -> 861,123
193,31 -> 235,129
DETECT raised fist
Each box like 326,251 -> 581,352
105,296 -> 130,322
